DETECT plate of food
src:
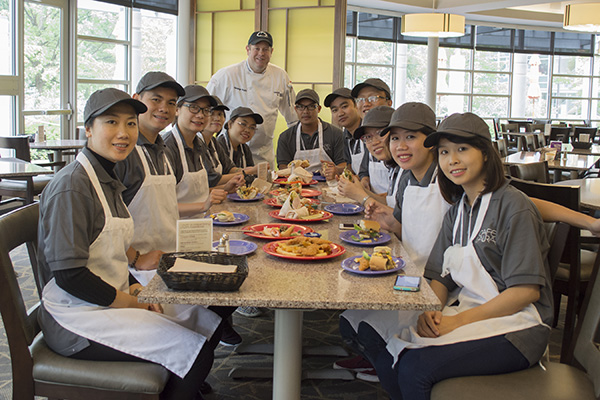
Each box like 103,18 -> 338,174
242,223 -> 314,240
263,197 -> 320,208
269,187 -> 322,198
341,247 -> 405,275
227,192 -> 264,202
324,203 -> 364,215
210,211 -> 250,226
211,239 -> 257,255
339,220 -> 391,246
269,209 -> 332,222
313,172 -> 326,182
273,177 -> 318,186
263,237 -> 345,260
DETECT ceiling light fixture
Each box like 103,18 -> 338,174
401,0 -> 465,38
563,3 -> 600,32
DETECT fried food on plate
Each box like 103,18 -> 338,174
275,237 -> 333,257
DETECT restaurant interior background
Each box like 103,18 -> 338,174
1,0 -> 600,160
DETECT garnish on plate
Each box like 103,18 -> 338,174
350,220 -> 381,242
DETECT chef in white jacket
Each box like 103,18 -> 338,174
207,31 -> 297,168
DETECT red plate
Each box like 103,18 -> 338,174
242,223 -> 314,240
263,197 -> 320,208
263,240 -> 346,260
269,209 -> 333,222
273,178 -> 318,186
268,188 -> 322,198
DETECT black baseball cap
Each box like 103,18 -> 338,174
295,89 -> 320,105
84,88 -> 147,124
424,112 -> 491,147
354,106 -> 395,140
228,106 -> 263,124
248,31 -> 273,47
209,95 -> 230,111
178,85 -> 217,107
351,78 -> 391,99
135,71 -> 185,96
324,88 -> 353,108
381,102 -> 437,136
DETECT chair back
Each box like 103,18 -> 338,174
574,127 -> 597,143
573,261 -> 600,397
0,204 -> 41,398
508,161 -> 550,183
492,118 -> 501,140
550,126 -> 571,143
495,137 -> 509,157
536,132 -> 547,147
0,136 -> 32,161
527,123 -> 545,132
501,123 -> 519,133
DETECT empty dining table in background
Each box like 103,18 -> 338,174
503,151 -> 600,181
30,139 -> 87,171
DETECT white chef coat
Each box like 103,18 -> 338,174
207,60 -> 298,168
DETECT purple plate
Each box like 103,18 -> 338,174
341,255 -> 405,275
324,203 -> 364,215
210,213 -> 250,226
339,230 -> 391,246
227,192 -> 264,202
313,173 -> 327,182
211,239 -> 257,255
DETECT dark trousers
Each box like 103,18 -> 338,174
71,310 -> 230,400
356,321 -> 529,400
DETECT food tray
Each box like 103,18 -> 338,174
158,251 -> 248,291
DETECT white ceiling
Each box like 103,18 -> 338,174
348,0 -> 599,29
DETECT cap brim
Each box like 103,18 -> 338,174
380,121 -> 430,136
183,94 -> 218,107
87,98 -> 147,123
234,112 -> 263,124
324,93 -> 351,107
354,123 -> 389,140
351,83 -> 390,98
423,129 -> 473,147
212,105 -> 230,111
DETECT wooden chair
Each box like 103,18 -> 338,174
0,136 -> 61,207
549,127 -> 571,143
508,161 -> 550,183
494,137 -> 509,157
537,132 -> 547,147
508,179 -> 595,364
492,118 -> 501,141
0,204 -> 169,399
431,260 -> 600,400
526,123 -> 545,132
573,127 -> 597,143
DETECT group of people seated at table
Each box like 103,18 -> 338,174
34,65 -> 600,400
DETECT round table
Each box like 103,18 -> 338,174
555,178 -> 600,210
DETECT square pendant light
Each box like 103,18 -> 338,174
401,13 -> 465,38
564,3 -> 600,32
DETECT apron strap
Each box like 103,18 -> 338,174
452,192 -> 492,246
296,121 -> 324,152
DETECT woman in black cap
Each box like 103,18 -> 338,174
217,106 -> 263,172
38,88 -> 222,400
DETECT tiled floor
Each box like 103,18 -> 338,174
0,244 -> 566,400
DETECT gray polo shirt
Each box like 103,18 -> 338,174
276,120 -> 347,167
198,136 -> 237,187
114,133 -> 183,205
392,161 -> 438,223
424,181 -> 553,366
38,147 -> 130,356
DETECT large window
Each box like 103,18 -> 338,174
345,10 -> 599,126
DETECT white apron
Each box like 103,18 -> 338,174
221,131 -> 248,169
127,145 -> 179,286
368,155 -> 389,194
173,126 -> 210,204
386,192 -> 547,364
294,121 -> 333,173
348,137 -> 365,175
401,173 -> 451,271
386,166 -> 402,207
204,137 -> 223,176
341,171 -> 448,341
42,152 -> 216,378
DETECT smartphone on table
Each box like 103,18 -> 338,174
339,223 -> 356,230
393,275 -> 421,292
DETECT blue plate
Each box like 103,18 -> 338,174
324,203 -> 364,215
341,255 -> 405,275
212,239 -> 257,255
210,213 -> 250,226
227,192 -> 265,202
313,173 -> 327,182
339,230 -> 391,246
